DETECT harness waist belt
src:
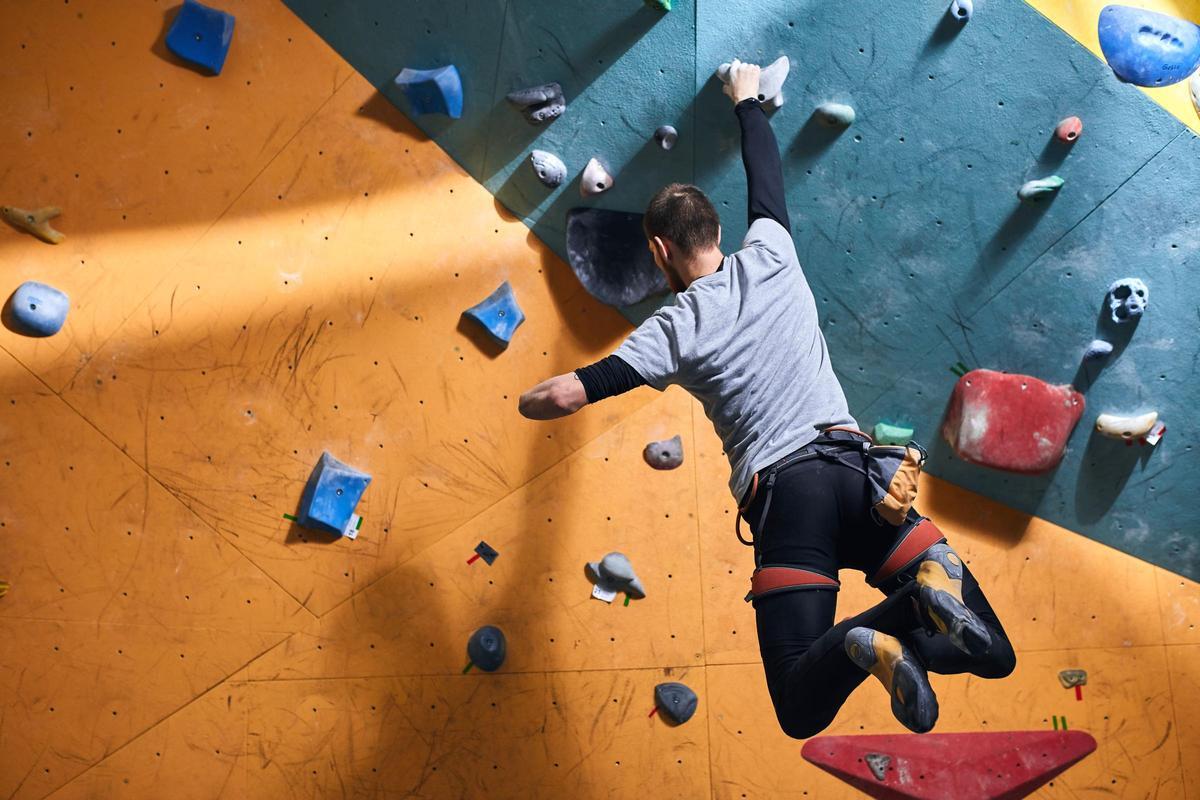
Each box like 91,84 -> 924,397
745,566 -> 839,603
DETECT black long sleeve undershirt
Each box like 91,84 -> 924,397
735,97 -> 791,234
574,355 -> 646,404
572,100 -> 788,405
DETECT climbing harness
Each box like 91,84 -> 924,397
736,427 -> 934,604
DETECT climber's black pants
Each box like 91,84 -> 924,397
739,451 -> 1017,740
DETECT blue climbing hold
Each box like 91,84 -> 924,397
393,65 -> 463,118
467,625 -> 507,672
8,281 -> 69,337
165,0 -> 236,75
1098,5 -> 1200,87
463,281 -> 525,346
295,452 -> 372,537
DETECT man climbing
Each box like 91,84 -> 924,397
518,61 -> 1015,738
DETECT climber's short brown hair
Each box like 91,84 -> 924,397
643,183 -> 720,254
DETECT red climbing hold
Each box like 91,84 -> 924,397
801,730 -> 1097,800
942,369 -> 1084,474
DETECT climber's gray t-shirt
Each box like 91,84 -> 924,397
614,218 -> 856,503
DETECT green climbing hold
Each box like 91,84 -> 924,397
644,0 -> 670,10
873,422 -> 915,446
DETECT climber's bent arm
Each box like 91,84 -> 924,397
518,372 -> 589,420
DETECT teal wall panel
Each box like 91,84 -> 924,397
283,0 -> 1200,579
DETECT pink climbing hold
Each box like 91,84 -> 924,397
942,369 -> 1085,474
1055,116 -> 1083,143
802,730 -> 1097,799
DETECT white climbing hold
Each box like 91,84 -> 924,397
529,149 -> 566,188
1107,277 -> 1149,323
580,157 -> 614,197
716,55 -> 790,110
654,125 -> 678,150
1017,176 -> 1064,203
1083,339 -> 1113,361
814,102 -> 856,127
1095,411 -> 1158,440
949,0 -> 973,23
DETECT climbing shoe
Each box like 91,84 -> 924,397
915,543 -> 992,657
845,627 -> 938,734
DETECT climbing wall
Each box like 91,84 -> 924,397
1,0 -> 1198,798
283,0 -> 1200,582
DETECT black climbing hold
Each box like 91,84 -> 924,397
474,540 -> 499,565
565,208 -> 669,307
467,625 -> 507,672
654,682 -> 698,725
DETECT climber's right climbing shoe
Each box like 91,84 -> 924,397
845,627 -> 938,734
915,543 -> 992,657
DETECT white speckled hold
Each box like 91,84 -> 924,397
528,149 -> 566,188
1095,411 -> 1158,440
716,55 -> 790,110
580,157 -> 614,197
1107,277 -> 1149,323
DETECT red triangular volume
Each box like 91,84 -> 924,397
801,730 -> 1097,800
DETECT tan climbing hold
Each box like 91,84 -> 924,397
0,580 -> 8,599
1095,411 -> 1158,440
1,205 -> 66,244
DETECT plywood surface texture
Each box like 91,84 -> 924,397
0,1 -> 1197,798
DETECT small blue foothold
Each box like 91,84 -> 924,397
296,452 -> 372,537
1098,5 -> 1200,87
467,625 -> 507,672
393,65 -> 464,118
463,281 -> 525,346
9,281 -> 69,337
165,0 -> 236,75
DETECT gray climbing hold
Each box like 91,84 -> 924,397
467,625 -> 506,672
654,125 -> 678,150
1017,176 -> 1064,203
865,753 -> 891,781
586,552 -> 646,599
529,150 -> 567,188
8,281 -> 69,337
643,435 -> 684,470
948,0 -> 973,23
565,208 -> 669,307
580,158 -> 614,197
505,82 -> 565,124
654,682 -> 698,725
1083,339 -> 1113,360
814,102 -> 856,127
716,56 -> 790,110
1107,277 -> 1149,323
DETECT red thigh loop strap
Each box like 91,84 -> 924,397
868,518 -> 947,587
746,567 -> 840,603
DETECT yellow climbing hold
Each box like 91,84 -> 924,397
0,580 -> 9,599
1,204 -> 66,244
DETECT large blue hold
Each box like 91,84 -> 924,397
296,452 -> 371,536
9,281 -> 69,337
463,281 -> 525,346
165,0 -> 236,75
1098,5 -> 1200,87
394,65 -> 463,118
466,625 -> 507,672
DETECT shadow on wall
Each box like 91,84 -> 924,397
1073,426 -> 1157,525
